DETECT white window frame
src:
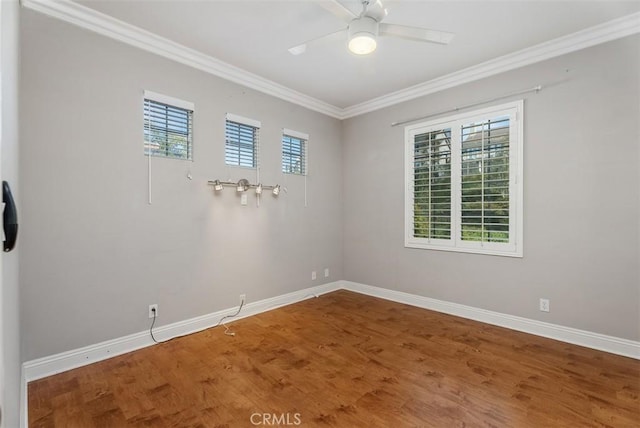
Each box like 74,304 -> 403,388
404,100 -> 524,257
143,90 -> 194,161
282,128 -> 309,176
225,113 -> 261,169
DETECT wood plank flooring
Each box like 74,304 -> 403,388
29,290 -> 639,427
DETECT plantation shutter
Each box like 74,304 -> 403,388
413,128 -> 452,240
460,116 -> 510,243
225,113 -> 260,168
405,100 -> 522,257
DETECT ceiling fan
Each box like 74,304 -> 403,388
288,0 -> 455,56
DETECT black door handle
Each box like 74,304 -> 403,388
3,180 -> 18,252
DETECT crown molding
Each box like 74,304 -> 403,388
21,0 -> 343,119
341,11 -> 640,118
21,1 -> 640,120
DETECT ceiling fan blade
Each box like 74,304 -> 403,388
288,29 -> 347,55
317,0 -> 357,23
380,23 -> 455,45
288,43 -> 308,56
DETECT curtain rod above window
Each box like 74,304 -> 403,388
390,85 -> 542,127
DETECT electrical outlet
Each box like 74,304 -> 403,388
324,268 -> 330,278
311,271 -> 317,280
240,194 -> 248,206
239,294 -> 246,305
148,304 -> 158,318
539,298 -> 550,313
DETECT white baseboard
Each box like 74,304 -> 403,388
22,281 -> 341,383
20,279 -> 639,427
22,278 -> 639,386
340,280 -> 640,360
20,369 -> 27,428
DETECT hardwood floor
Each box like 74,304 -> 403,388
29,290 -> 639,427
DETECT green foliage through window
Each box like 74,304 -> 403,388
413,128 -> 451,239
461,116 -> 510,243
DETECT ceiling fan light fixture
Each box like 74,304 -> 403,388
349,34 -> 377,55
348,16 -> 378,55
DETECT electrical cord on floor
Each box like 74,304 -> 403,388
150,308 -> 189,344
149,299 -> 246,343
214,299 -> 245,336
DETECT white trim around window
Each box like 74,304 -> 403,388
225,113 -> 261,129
404,100 -> 524,257
282,128 -> 309,141
144,90 -> 194,112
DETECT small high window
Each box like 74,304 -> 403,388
225,113 -> 260,168
143,91 -> 193,160
282,129 -> 308,175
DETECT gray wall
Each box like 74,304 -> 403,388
20,10 -> 343,361
1,0 -> 21,426
343,35 -> 640,341
18,8 -> 640,366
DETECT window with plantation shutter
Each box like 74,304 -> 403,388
405,100 -> 523,257
461,116 -> 511,244
143,91 -> 193,160
413,128 -> 452,240
282,129 -> 308,175
225,113 -> 260,168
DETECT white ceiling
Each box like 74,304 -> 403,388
67,1 -> 640,111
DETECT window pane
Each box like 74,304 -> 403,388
226,121 -> 258,168
282,135 -> 306,175
461,116 -> 510,243
414,128 -> 451,239
144,99 -> 193,160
